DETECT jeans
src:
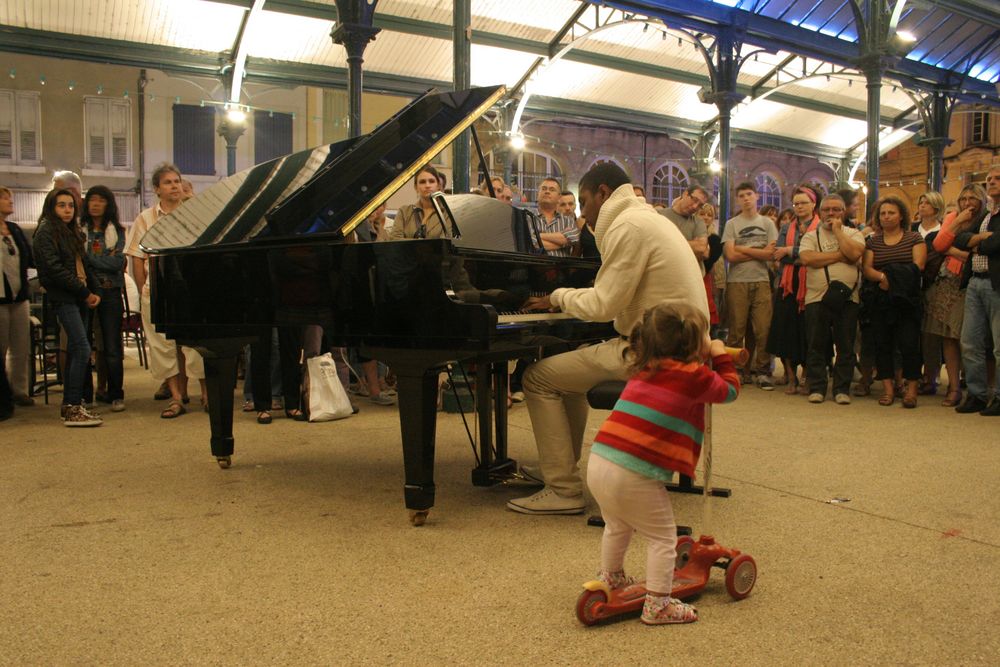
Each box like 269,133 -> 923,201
52,301 -> 91,406
95,286 -> 124,400
960,277 -> 1000,401
804,301 -> 858,397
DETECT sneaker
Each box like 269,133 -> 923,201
80,404 -> 102,419
834,393 -> 851,405
369,392 -> 397,406
63,404 -> 102,427
808,393 -> 825,404
13,395 -> 35,407
510,391 -> 526,403
506,487 -> 585,515
111,399 -> 126,412
754,375 -> 775,391
598,569 -> 637,590
981,399 -> 1000,417
640,595 -> 698,625
955,395 -> 988,414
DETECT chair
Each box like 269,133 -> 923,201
29,291 -> 62,404
121,287 -> 148,369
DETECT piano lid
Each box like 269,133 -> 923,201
141,85 -> 506,253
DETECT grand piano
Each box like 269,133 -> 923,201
141,85 -> 614,524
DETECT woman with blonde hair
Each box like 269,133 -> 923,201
912,190 -> 945,395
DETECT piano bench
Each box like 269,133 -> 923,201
586,380 -> 627,410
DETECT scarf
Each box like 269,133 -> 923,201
779,214 -> 820,312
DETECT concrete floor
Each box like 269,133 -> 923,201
2,353 -> 999,665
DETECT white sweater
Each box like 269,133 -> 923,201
550,184 -> 708,336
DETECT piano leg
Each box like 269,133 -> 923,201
392,363 -> 441,526
470,361 -> 517,486
202,354 -> 238,469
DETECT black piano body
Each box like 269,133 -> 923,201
142,86 -> 615,523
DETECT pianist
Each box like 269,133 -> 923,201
507,163 -> 708,516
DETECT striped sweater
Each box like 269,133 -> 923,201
591,354 -> 740,481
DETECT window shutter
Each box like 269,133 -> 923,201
110,101 -> 129,168
0,92 -> 13,161
173,104 -> 215,175
86,98 -> 107,167
16,94 -> 38,162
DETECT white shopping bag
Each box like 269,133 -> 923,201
306,353 -> 354,422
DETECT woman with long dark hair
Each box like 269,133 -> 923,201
33,189 -> 103,426
861,195 -> 927,408
389,165 -> 446,240
82,185 -> 127,412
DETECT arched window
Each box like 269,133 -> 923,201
587,156 -> 630,182
651,162 -> 690,207
515,150 -> 563,207
756,172 -> 782,210
483,149 -> 563,207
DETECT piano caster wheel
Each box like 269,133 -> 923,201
409,510 -> 429,526
216,456 -> 232,469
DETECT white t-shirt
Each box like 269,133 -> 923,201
722,213 -> 777,283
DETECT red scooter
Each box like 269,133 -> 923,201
576,534 -> 757,625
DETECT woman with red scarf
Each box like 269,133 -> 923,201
766,186 -> 821,394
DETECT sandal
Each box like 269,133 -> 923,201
160,401 -> 186,419
852,382 -> 871,397
902,395 -> 917,409
783,381 -> 798,395
941,389 -> 962,407
285,408 -> 307,422
878,393 -> 895,407
242,399 -> 255,412
918,380 -> 937,396
256,410 -> 272,424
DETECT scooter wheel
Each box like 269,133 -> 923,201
575,588 -> 608,626
675,535 -> 695,569
725,554 -> 757,600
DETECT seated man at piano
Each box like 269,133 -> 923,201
507,162 -> 708,515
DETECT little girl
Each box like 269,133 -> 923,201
586,301 -> 740,625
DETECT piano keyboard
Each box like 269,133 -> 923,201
497,311 -> 576,323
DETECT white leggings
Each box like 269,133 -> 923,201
587,453 -> 678,594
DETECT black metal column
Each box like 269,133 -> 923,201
916,92 -> 956,192
331,1 -> 381,138
453,0 -> 471,194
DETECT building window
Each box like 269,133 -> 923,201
0,90 -> 41,165
651,162 -> 690,207
516,151 -> 563,206
587,156 -> 629,180
173,104 -> 215,176
84,97 -> 131,170
254,110 -> 293,164
756,172 -> 782,209
970,111 -> 990,145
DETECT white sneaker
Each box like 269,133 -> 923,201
518,464 -> 545,485
834,393 -> 851,405
111,399 -> 126,412
808,393 -> 825,404
506,487 -> 585,515
510,391 -> 526,403
63,404 -> 102,427
369,392 -> 397,406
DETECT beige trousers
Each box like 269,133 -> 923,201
140,292 -> 204,383
0,300 -> 31,398
523,338 -> 629,497
724,281 -> 773,374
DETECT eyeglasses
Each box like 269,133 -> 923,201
2,235 -> 14,256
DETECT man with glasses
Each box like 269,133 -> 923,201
532,177 -> 579,257
798,194 -> 866,404
954,167 -> 1000,416
660,184 -> 711,262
